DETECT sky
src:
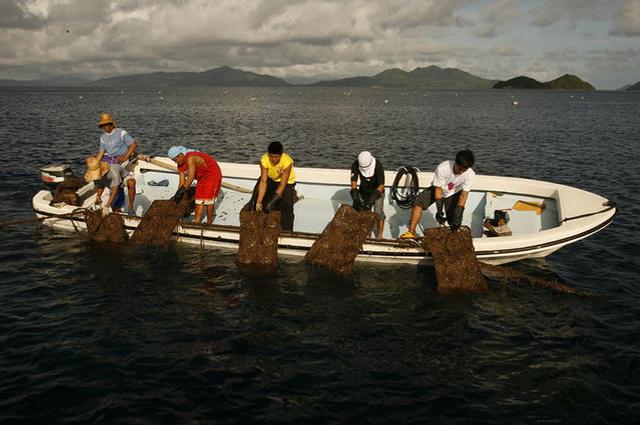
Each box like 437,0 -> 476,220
1,0 -> 639,89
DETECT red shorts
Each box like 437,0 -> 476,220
195,174 -> 222,204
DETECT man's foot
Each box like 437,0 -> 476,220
127,207 -> 136,216
399,231 -> 416,239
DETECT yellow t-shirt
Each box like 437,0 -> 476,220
260,152 -> 296,184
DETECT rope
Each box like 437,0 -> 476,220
390,166 -> 420,209
560,200 -> 616,223
0,208 -> 89,229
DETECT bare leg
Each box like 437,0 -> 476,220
377,220 -> 384,239
127,180 -> 136,211
194,204 -> 204,223
407,205 -> 424,234
206,204 -> 215,225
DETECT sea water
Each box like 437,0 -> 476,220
0,87 -> 639,424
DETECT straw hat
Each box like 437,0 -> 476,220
84,156 -> 110,181
97,112 -> 115,128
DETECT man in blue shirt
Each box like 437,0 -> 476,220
95,113 -> 138,215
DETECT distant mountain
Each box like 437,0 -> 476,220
493,76 -> 545,89
312,65 -> 497,89
89,66 -> 290,87
0,76 -> 90,86
627,81 -> 640,91
493,74 -> 594,90
544,74 -> 594,90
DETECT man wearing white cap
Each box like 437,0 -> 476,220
350,151 -> 385,239
95,112 -> 138,215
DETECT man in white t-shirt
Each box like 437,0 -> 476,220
400,149 -> 475,238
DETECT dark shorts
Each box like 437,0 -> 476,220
414,186 -> 461,221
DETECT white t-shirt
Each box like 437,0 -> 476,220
432,160 -> 475,198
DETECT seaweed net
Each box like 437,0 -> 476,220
51,177 -> 86,206
129,199 -> 192,247
480,263 -> 597,297
84,210 -> 128,243
305,204 -> 378,274
422,226 -> 488,294
238,210 -> 281,273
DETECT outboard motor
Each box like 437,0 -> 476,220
40,164 -> 75,189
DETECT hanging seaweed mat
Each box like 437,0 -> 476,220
129,198 -> 192,246
51,177 -> 86,206
305,204 -> 378,274
422,226 -> 488,294
84,210 -> 128,243
238,210 -> 281,272
480,263 -> 596,297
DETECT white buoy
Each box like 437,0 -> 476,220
384,99 -> 389,103
512,100 -> 519,107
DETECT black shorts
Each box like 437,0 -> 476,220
414,186 -> 461,217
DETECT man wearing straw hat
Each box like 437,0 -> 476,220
95,113 -> 138,215
85,156 -> 128,217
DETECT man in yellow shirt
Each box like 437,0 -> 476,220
252,141 -> 296,230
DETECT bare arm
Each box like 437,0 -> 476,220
106,185 -> 119,207
95,187 -> 104,203
256,165 -> 269,204
434,186 -> 443,200
116,141 -> 137,163
96,149 -> 105,162
183,155 -> 198,188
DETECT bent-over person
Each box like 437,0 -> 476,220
401,149 -> 476,238
350,151 -> 385,239
250,141 -> 296,231
168,145 -> 222,225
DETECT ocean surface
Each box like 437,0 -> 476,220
0,87 -> 639,424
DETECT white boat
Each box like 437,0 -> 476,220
32,156 -> 616,265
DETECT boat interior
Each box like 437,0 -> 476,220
60,165 -> 555,239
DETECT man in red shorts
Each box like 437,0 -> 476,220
168,146 -> 222,225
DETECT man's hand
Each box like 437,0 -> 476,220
116,155 -> 129,163
450,206 -> 465,231
435,198 -> 446,225
350,188 -> 362,211
172,186 -> 187,203
101,206 -> 110,217
255,202 -> 263,212
265,193 -> 281,213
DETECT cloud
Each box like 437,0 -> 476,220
0,0 -> 636,89
612,0 -> 640,36
529,0 -> 619,29
0,0 -> 44,29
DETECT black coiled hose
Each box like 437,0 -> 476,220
390,166 -> 420,209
